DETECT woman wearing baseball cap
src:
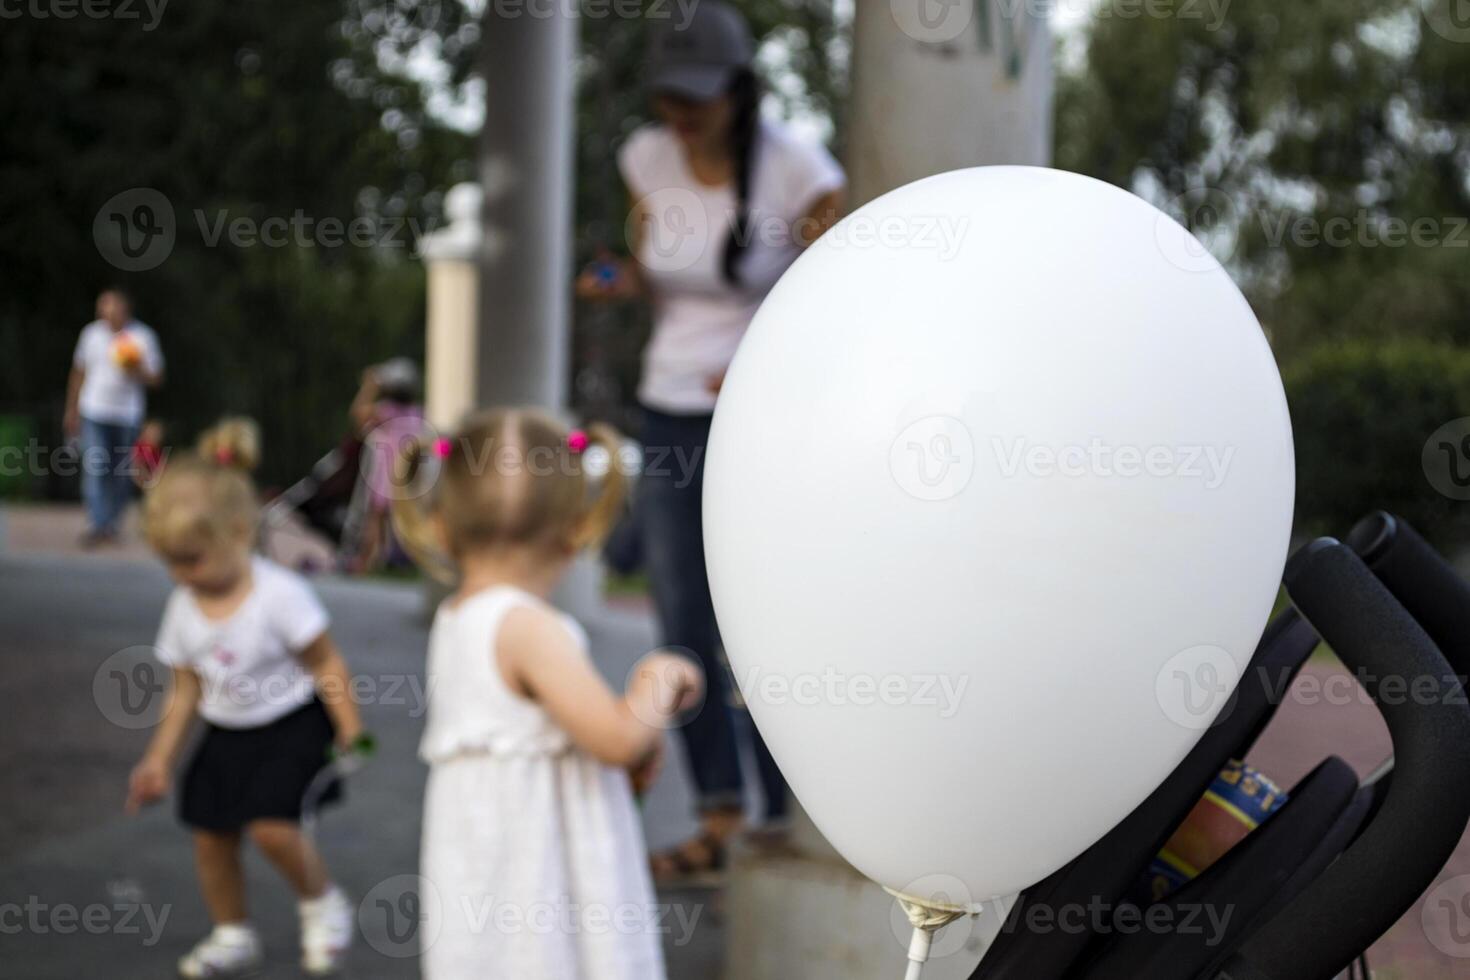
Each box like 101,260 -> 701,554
577,0 -> 846,882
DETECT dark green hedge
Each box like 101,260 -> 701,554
1285,340 -> 1470,551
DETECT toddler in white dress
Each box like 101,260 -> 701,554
392,409 -> 703,980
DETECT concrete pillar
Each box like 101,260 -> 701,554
418,10 -> 604,616
422,5 -> 579,419
419,177 -> 604,614
420,183 -> 484,432
847,0 -> 1053,204
475,5 -> 579,409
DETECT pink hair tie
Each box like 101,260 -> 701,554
432,437 -> 453,459
214,447 -> 235,465
567,429 -> 589,454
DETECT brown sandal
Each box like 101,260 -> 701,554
650,831 -> 729,887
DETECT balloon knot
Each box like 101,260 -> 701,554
884,888 -> 972,933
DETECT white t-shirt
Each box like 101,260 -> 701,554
72,319 -> 164,427
619,118 -> 845,414
153,557 -> 331,729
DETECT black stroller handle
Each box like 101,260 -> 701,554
1347,511 -> 1470,677
1217,539 -> 1470,980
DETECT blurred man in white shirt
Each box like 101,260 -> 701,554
64,288 -> 165,545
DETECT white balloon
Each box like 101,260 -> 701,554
703,167 -> 1294,907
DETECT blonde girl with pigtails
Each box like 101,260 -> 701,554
391,409 -> 704,980
125,417 -> 361,978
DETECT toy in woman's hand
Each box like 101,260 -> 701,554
593,260 -> 620,287
111,334 -> 143,369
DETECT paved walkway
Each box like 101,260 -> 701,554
0,506 -> 715,979
3,504 -> 1469,977
1245,662 -> 1470,979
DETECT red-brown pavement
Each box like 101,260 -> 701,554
1247,660 -> 1470,978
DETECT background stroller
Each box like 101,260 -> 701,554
260,358 -> 423,574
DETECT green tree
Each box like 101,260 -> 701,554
0,0 -> 473,489
3,0 -> 844,489
1058,0 -> 1470,545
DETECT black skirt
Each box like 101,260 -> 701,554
179,699 -> 342,831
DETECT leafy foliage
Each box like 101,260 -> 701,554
1059,0 -> 1470,545
0,0 -> 473,488
1286,339 -> 1470,544
2,0 -> 843,489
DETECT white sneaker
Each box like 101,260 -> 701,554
178,923 -> 263,978
299,885 -> 353,975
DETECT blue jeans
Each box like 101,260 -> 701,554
80,416 -> 138,535
640,408 -> 788,821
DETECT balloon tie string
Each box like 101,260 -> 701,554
885,888 -> 971,980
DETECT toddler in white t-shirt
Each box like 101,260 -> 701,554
124,418 -> 364,979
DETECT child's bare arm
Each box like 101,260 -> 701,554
299,632 -> 364,750
145,666 -> 201,763
502,605 -> 702,768
125,666 -> 200,812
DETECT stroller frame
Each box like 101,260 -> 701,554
968,511 -> 1470,980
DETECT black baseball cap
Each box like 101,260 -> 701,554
646,1 -> 754,102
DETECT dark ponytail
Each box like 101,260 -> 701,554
720,68 -> 761,287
